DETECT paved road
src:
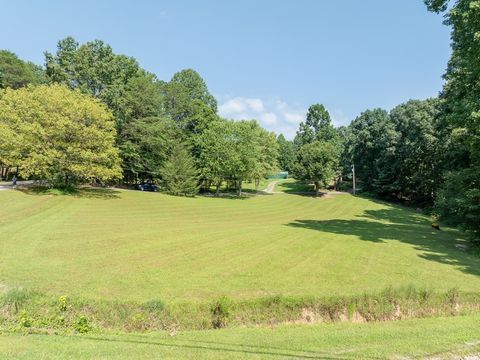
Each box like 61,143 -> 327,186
0,180 -> 34,190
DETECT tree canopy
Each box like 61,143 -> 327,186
0,85 -> 121,185
0,50 -> 46,89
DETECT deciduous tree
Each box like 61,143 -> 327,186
0,85 -> 121,185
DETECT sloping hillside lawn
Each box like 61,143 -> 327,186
0,183 -> 479,303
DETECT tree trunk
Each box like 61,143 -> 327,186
215,180 -> 221,197
255,178 -> 260,191
314,181 -> 320,196
238,178 -> 243,196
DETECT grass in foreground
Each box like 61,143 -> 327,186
2,313 -> 480,359
0,183 -> 479,303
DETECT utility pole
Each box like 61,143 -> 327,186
352,164 -> 356,195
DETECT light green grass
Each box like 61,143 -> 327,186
0,186 -> 479,303
2,314 -> 480,359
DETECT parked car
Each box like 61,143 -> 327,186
135,183 -> 158,192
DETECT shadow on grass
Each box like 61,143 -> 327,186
18,186 -> 121,200
200,188 -> 275,200
277,180 -> 313,193
286,207 -> 480,277
276,180 -> 332,197
199,192 -> 253,200
75,335 -> 352,360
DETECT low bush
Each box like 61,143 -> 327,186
74,316 -> 91,334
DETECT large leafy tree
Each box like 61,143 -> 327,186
0,50 -> 46,89
293,141 -> 340,195
344,100 -> 444,205
45,37 -> 138,99
388,99 -> 440,204
198,120 -> 236,195
45,37 -> 163,134
276,134 -> 296,173
197,120 -> 235,196
167,69 -> 217,114
346,108 -> 397,194
426,0 -> 480,241
163,69 -> 219,141
120,116 -> 179,183
198,119 -> 277,196
45,37 -> 165,183
0,85 -> 121,185
294,104 -> 338,146
294,104 -> 342,191
251,126 -> 278,189
230,120 -> 267,195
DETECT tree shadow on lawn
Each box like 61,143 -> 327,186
199,190 -> 274,200
17,186 -> 121,199
276,180 -> 334,197
277,180 -> 314,194
286,207 -> 480,278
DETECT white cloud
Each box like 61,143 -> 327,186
284,112 -> 304,124
218,98 -> 248,114
274,100 -> 288,110
245,98 -> 264,113
260,112 -> 277,125
217,96 -> 353,139
218,97 -> 265,116
218,97 -> 307,139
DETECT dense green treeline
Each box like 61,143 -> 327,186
0,37 -> 278,195
273,0 -> 479,243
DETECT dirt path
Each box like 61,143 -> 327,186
262,181 -> 278,194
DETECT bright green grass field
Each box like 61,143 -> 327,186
1,182 -> 479,303
2,314 -> 480,359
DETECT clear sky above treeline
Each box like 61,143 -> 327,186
0,0 -> 450,138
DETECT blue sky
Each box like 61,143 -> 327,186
0,0 -> 450,138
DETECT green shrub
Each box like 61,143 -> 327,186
55,315 -> 65,326
74,316 -> 91,333
18,310 -> 32,328
211,296 -> 232,329
143,299 -> 164,312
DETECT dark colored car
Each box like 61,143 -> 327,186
135,183 -> 158,192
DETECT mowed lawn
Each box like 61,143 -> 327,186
1,183 -> 479,302
2,314 -> 480,359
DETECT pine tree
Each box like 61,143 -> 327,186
160,144 -> 199,196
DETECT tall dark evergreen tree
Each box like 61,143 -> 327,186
160,143 -> 199,196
